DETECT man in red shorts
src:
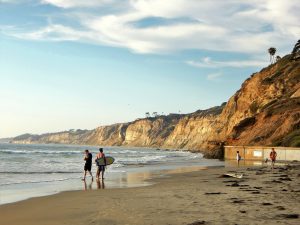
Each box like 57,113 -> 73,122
270,148 -> 277,169
96,148 -> 106,180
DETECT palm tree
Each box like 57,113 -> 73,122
268,47 -> 276,64
292,40 -> 300,60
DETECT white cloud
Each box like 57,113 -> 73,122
186,57 -> 268,68
41,0 -> 113,8
82,11 -> 229,53
2,0 -> 300,55
0,0 -> 30,3
11,24 -> 91,41
206,72 -> 223,81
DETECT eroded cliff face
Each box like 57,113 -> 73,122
219,55 -> 300,147
163,106 -> 224,151
11,54 -> 300,155
84,124 -> 128,146
153,55 -> 299,153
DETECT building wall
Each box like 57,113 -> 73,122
225,146 -> 300,161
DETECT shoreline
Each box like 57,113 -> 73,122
1,162 -> 299,225
0,163 -> 223,206
0,143 -> 225,205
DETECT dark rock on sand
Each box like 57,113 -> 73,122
230,183 -> 240,187
279,177 -> 292,181
256,171 -> 265,175
223,180 -> 238,183
276,214 -> 299,219
262,203 -> 273,206
232,200 -> 245,204
187,221 -> 206,225
276,206 -> 286,211
205,192 -> 226,195
271,180 -> 283,183
279,174 -> 288,177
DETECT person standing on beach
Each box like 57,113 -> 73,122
236,151 -> 241,167
270,148 -> 277,169
82,149 -> 93,181
96,148 -> 106,180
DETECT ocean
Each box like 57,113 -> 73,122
0,143 -> 224,204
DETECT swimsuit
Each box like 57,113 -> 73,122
84,153 -> 92,171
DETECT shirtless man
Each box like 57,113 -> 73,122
96,148 -> 106,180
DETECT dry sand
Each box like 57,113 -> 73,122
0,163 -> 300,225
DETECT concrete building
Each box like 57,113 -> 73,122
225,146 -> 300,161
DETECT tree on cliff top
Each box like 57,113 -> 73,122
152,112 -> 158,117
268,47 -> 276,64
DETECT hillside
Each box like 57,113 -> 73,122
0,137 -> 13,143
11,53 -> 300,157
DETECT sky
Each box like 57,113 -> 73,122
0,0 -> 299,138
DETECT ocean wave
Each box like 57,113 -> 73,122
0,149 -> 81,155
0,171 -> 81,174
109,163 -> 124,168
117,155 -> 167,163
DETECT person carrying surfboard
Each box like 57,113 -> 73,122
82,149 -> 94,181
96,148 -> 106,180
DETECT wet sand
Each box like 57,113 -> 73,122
0,163 -> 300,225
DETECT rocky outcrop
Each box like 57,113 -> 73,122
11,53 -> 300,156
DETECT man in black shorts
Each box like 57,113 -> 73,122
82,149 -> 94,181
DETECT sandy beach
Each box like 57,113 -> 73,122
1,163 -> 300,225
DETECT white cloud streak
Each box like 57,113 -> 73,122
2,0 -> 300,55
206,72 -> 223,81
41,0 -> 113,8
186,57 -> 268,68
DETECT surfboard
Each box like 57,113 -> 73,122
96,156 -> 115,166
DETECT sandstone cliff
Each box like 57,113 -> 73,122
11,53 -> 300,156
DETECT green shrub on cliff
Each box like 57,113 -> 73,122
274,129 -> 300,147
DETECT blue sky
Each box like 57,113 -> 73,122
0,0 -> 299,138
